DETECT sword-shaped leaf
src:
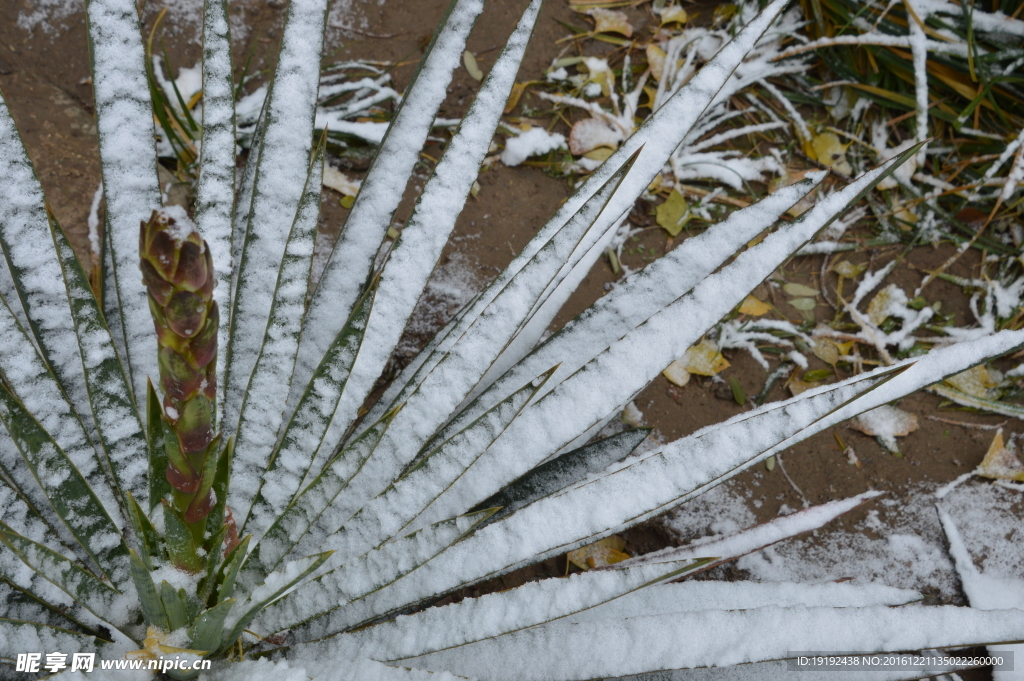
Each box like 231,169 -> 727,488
223,0 -> 330,432
309,0 -> 544,477
230,135 -> 325,519
0,618 -> 100,661
293,0 -> 487,403
195,0 -> 236,430
255,509 -> 496,639
0,382 -> 127,585
86,0 -> 163,406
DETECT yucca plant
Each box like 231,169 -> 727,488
1,0 -> 1023,678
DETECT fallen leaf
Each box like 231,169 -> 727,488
657,4 -> 687,24
586,8 -> 633,37
765,455 -> 776,471
804,131 -> 852,175
783,282 -> 819,297
462,50 -> 484,81
583,147 -> 614,161
739,295 -> 771,316
621,401 -> 644,427
803,368 -> 832,382
504,82 -> 527,114
866,284 -> 907,326
788,297 -> 817,311
323,165 -> 361,196
655,189 -> 689,237
728,377 -> 746,406
568,536 -> 631,570
850,404 -> 918,455
811,337 -> 839,365
662,340 -> 730,386
944,365 -> 1003,400
833,259 -> 866,279
646,44 -> 667,81
976,430 -> 1024,482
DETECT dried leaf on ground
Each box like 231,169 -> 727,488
783,283 -> 819,297
850,404 -> 918,455
655,189 -> 690,237
804,131 -> 852,175
976,430 -> 1024,482
833,260 -> 867,279
739,295 -> 771,316
657,5 -> 688,25
663,340 -> 730,387
569,117 -> 624,155
944,365 -> 1004,401
585,8 -> 633,37
323,165 -> 361,196
646,44 -> 667,81
568,536 -> 630,570
866,284 -> 907,326
462,50 -> 484,81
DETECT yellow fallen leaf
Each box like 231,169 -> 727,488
663,340 -> 730,386
504,81 -> 527,114
811,337 -> 840,365
977,430 -> 1024,482
944,365 -> 1003,400
462,50 -> 484,81
850,404 -> 918,455
655,190 -> 689,237
739,295 -> 771,316
568,536 -> 630,570
805,131 -> 852,175
646,44 -> 667,82
583,147 -> 615,161
658,5 -> 688,24
587,8 -> 633,37
788,297 -> 816,311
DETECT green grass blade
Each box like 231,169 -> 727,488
128,548 -> 170,631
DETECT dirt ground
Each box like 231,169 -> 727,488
2,0 -> 1021,676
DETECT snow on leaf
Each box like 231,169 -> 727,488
850,405 -> 919,455
502,127 -> 567,167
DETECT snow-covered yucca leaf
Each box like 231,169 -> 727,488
86,0 -> 163,405
2,0 -> 1023,676
223,0 -> 329,433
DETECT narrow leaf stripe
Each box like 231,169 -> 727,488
0,618 -> 97,660
195,0 -> 237,429
0,92 -> 100,446
292,0 -> 486,412
0,579 -> 99,637
50,220 -> 148,507
224,0 -> 329,432
403,605 -> 1024,681
315,0 -> 543,476
86,0 -> 163,406
230,142 -> 324,520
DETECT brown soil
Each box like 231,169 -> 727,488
1,0 -> 1018,677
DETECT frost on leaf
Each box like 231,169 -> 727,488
585,9 -> 632,37
850,405 -> 918,455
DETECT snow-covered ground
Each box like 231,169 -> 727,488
663,478 -> 1023,601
